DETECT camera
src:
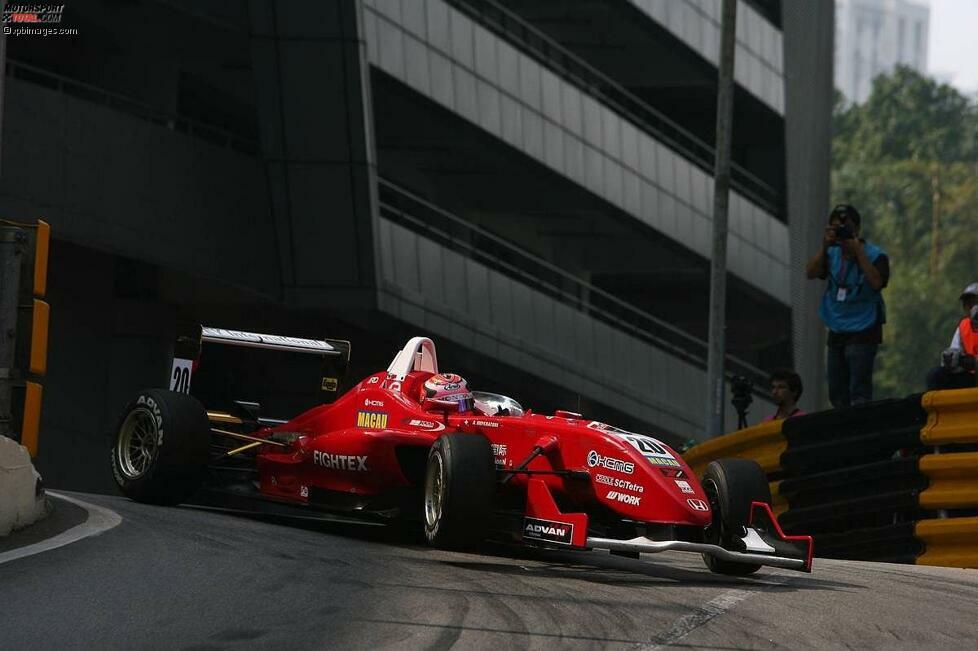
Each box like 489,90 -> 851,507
830,224 -> 853,244
730,375 -> 753,428
941,348 -> 961,372
942,348 -> 977,373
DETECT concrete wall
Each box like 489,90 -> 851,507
377,217 -> 774,438
0,73 -> 287,491
24,243 -> 175,493
362,0 -> 791,304
0,436 -> 46,536
627,0 -> 785,114
249,0 -> 380,309
0,77 -> 278,299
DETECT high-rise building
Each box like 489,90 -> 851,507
0,0 -> 834,491
835,0 -> 930,103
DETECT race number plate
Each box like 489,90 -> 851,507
169,358 -> 193,394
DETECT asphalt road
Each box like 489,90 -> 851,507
2,493 -> 978,650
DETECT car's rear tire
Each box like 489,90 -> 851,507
423,433 -> 495,549
701,458 -> 771,576
111,389 -> 210,505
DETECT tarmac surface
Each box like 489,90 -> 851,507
2,492 -> 977,649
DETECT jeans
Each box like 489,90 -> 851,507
826,343 -> 878,408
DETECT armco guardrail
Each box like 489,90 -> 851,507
915,388 -> 978,567
920,387 -> 978,445
918,451 -> 978,510
915,517 -> 978,568
683,419 -> 784,477
682,419 -> 787,515
683,387 -> 978,568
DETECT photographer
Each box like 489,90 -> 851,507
926,283 -> 978,390
805,204 -> 889,408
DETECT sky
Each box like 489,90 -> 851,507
928,0 -> 978,96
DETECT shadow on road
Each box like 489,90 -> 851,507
184,501 -> 858,594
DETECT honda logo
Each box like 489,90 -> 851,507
687,498 -> 709,512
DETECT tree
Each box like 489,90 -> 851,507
832,67 -> 978,398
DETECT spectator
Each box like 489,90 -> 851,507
763,369 -> 805,421
805,204 -> 890,408
926,283 -> 978,390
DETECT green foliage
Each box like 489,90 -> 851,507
832,67 -> 978,398
834,67 -> 978,165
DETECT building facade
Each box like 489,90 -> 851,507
0,0 -> 833,491
835,0 -> 929,103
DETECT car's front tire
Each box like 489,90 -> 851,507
701,458 -> 771,576
423,433 -> 495,549
111,389 -> 210,505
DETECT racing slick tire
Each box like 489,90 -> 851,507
111,389 -> 210,506
700,458 -> 771,576
423,433 -> 495,549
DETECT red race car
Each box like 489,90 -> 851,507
112,329 -> 812,575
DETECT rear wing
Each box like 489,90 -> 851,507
169,324 -> 351,403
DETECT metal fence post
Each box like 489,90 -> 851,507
0,226 -> 26,439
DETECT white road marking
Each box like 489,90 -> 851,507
0,491 -> 122,565
642,569 -> 795,650
643,588 -> 754,649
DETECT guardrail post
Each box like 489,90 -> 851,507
0,226 -> 26,439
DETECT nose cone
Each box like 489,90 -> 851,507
623,442 -> 713,525
585,423 -> 713,527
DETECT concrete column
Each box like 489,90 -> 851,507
783,1 -> 834,412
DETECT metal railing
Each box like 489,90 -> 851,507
444,0 -> 785,220
4,59 -> 259,155
378,178 -> 773,393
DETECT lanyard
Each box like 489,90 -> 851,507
833,252 -> 857,288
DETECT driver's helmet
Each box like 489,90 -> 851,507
421,373 -> 474,412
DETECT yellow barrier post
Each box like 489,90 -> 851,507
33,220 -> 49,298
915,389 -> 978,566
20,382 -> 43,458
22,221 -> 49,457
920,388 -> 978,446
918,452 -> 978,510
916,517 -> 978,568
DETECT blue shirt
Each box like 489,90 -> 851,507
818,241 -> 887,334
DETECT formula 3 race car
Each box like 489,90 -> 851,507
111,329 -> 812,575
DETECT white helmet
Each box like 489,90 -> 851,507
421,373 -> 474,412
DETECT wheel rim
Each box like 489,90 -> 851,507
117,407 -> 160,479
424,451 -> 445,528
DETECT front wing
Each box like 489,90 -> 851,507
521,479 -> 813,572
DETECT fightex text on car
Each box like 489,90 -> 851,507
112,330 -> 812,575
